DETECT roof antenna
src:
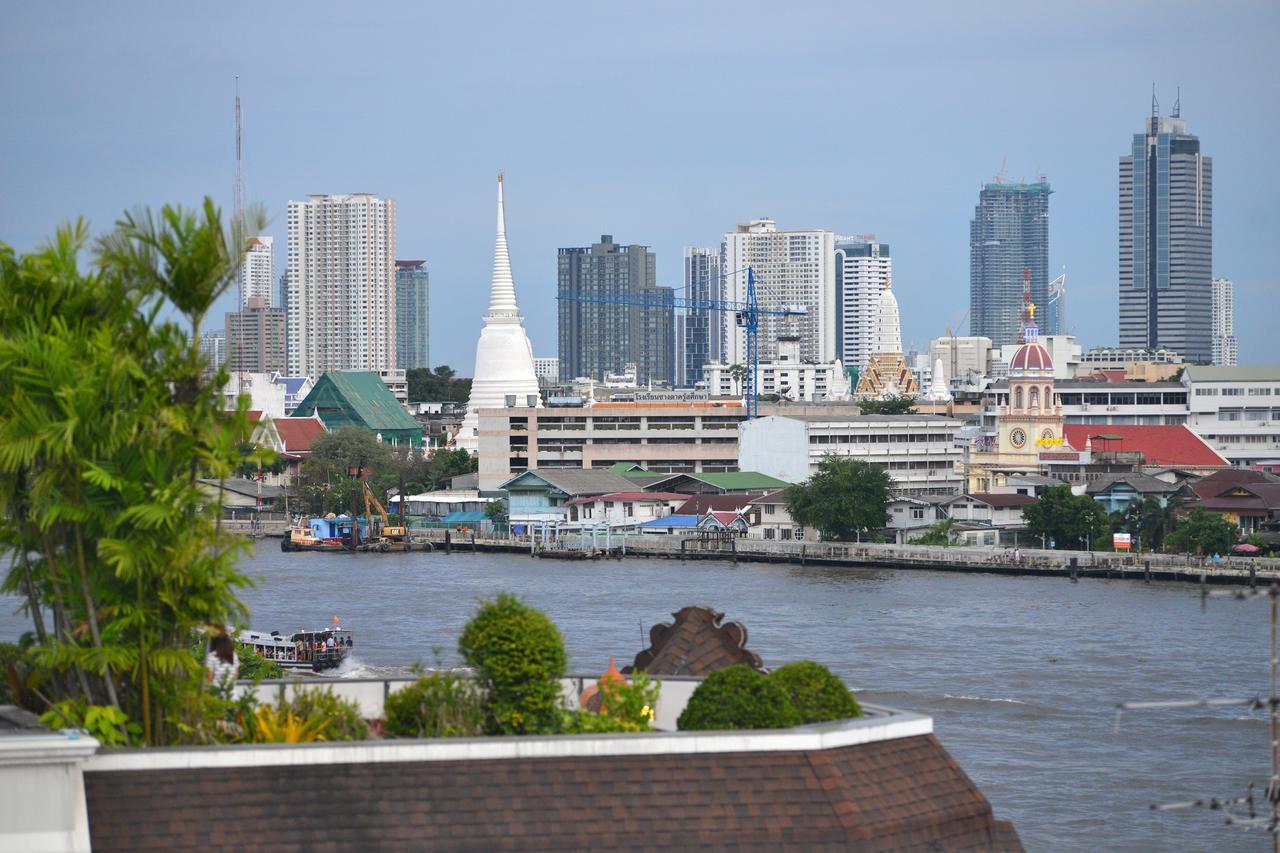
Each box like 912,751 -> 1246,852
1151,83 -> 1159,121
1173,85 -> 1181,118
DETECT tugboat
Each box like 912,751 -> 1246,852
238,621 -> 354,673
280,515 -> 362,552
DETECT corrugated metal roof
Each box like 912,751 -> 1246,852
1185,366 -> 1280,383
294,372 -> 421,434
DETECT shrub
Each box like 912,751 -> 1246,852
385,672 -> 484,738
241,705 -> 329,743
568,671 -> 660,734
237,643 -> 284,681
286,688 -> 369,741
676,665 -> 800,731
458,593 -> 567,735
39,700 -> 141,747
769,662 -> 861,723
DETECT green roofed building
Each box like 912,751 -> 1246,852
292,371 -> 423,447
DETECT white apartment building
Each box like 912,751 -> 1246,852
702,337 -> 849,402
286,194 -> 397,379
834,238 -> 890,372
1079,346 -> 1183,370
1184,366 -> 1280,468
739,413 -> 966,496
199,330 -> 226,378
533,357 -> 560,384
238,236 -> 275,307
722,220 -> 835,366
377,369 -> 408,405
476,403 -> 749,490
1212,278 -> 1239,367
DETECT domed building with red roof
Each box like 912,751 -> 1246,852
968,310 -> 1065,491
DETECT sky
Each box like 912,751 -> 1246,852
3,1 -> 1278,372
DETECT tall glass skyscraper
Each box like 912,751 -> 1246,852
677,247 -> 722,387
1119,102 -> 1212,363
969,181 -> 1051,348
395,260 -> 430,369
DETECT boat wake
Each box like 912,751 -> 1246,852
941,694 -> 1029,705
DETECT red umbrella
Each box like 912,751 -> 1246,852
1232,543 -> 1261,553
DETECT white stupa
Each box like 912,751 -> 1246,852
455,175 -> 541,452
926,356 -> 952,402
854,276 -> 918,400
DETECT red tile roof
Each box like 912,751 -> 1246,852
563,491 -> 689,507
1062,424 -> 1228,468
246,409 -> 263,423
273,417 -> 326,453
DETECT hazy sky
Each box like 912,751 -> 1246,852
3,1 -> 1278,371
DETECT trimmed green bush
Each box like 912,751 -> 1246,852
385,671 -> 484,738
769,661 -> 861,723
286,687 -> 369,741
458,593 -> 568,735
676,664 -> 800,731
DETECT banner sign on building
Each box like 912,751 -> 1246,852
1113,533 -> 1132,551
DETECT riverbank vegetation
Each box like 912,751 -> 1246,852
785,456 -> 892,542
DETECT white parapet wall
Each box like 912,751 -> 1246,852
0,731 -> 100,853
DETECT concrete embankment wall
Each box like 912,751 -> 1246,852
411,528 -> 1280,586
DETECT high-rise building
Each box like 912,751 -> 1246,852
277,270 -> 290,318
970,180 -> 1051,348
456,175 -> 542,452
677,247 -> 723,387
835,237 -> 891,372
1211,277 -> 1238,366
285,194 -> 397,379
1119,99 -> 1213,363
395,260 -> 430,370
237,236 -> 274,307
226,296 -> 287,375
557,235 -> 673,385
199,330 -> 226,379
722,220 -> 835,365
532,357 -> 560,384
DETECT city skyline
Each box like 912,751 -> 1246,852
3,3 -> 1277,371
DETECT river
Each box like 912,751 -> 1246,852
3,542 -> 1272,851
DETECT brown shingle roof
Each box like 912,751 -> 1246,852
627,605 -> 764,676
83,734 -> 1022,851
675,494 -> 756,515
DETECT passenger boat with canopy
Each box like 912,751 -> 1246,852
238,618 -> 353,673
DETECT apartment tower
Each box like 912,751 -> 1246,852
676,247 -> 723,387
1211,277 -> 1238,366
395,260 -> 430,370
285,194 -> 397,379
970,180 -> 1051,348
835,237 -> 891,373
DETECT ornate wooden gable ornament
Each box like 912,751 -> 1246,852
626,606 -> 764,676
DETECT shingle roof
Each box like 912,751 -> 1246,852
1086,472 -> 1181,495
675,494 -> 758,515
501,468 -> 637,496
83,734 -> 1022,851
1062,424 -> 1228,468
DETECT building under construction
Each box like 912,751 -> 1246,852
969,178 -> 1052,348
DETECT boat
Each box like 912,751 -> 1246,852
280,515 -> 367,552
238,625 -> 354,673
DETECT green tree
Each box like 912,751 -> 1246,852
1120,495 -> 1177,552
910,517 -> 958,546
857,396 -> 918,415
784,456 -> 892,542
297,427 -> 396,515
424,448 -> 477,491
1023,486 -> 1110,550
1166,507 -> 1237,556
484,499 -> 508,525
406,366 -> 472,404
0,200 -> 263,744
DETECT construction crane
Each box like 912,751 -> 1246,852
556,266 -> 806,418
362,480 -> 409,548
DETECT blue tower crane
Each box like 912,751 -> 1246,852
556,266 -> 806,418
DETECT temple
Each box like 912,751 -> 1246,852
855,276 -> 919,400
455,175 -> 542,451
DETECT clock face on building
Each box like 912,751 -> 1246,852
1010,428 -> 1027,448
1041,428 -> 1055,441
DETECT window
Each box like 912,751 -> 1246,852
911,507 -> 925,520
1223,388 -> 1244,396
781,528 -> 793,540
764,528 -> 775,540
624,502 -> 634,515
794,527 -> 805,541
764,504 -> 775,515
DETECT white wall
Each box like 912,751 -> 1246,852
738,416 -> 810,485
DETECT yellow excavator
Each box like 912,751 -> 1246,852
362,481 -> 410,548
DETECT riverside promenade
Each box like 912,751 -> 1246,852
413,528 -> 1280,587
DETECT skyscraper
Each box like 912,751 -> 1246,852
199,330 -> 226,380
834,237 -> 891,372
285,194 -> 397,379
395,260 -> 430,370
557,235 -> 674,384
238,236 -> 274,307
677,247 -> 722,387
1119,98 -> 1212,363
970,180 -> 1051,348
226,297 -> 287,375
457,175 -> 541,453
1211,277 -> 1238,366
721,220 -> 835,365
